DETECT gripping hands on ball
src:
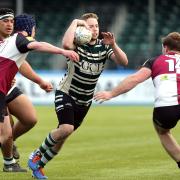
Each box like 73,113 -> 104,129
74,26 -> 92,45
76,19 -> 89,29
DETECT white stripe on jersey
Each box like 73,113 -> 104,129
78,51 -> 106,61
70,84 -> 95,93
74,73 -> 99,82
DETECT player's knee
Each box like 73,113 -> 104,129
29,117 -> 37,126
63,124 -> 74,136
2,129 -> 13,142
57,124 -> 74,140
21,116 -> 37,127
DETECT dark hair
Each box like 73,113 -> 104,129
14,14 -> 36,36
0,8 -> 14,15
162,32 -> 180,51
0,8 -> 14,20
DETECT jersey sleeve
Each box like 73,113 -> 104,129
142,57 -> 157,70
15,33 -> 35,53
105,45 -> 113,59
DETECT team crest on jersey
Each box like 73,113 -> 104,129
160,75 -> 168,81
79,60 -> 104,75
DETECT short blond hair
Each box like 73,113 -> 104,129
162,32 -> 180,51
81,13 -> 98,21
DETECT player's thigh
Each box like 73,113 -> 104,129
74,104 -> 91,130
153,105 -> 180,129
7,94 -> 37,123
55,90 -> 75,127
0,92 -> 8,123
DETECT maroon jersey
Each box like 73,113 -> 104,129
0,33 -> 34,94
143,52 -> 180,107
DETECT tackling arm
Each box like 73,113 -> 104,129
19,61 -> 44,84
27,41 -> 79,62
19,61 -> 53,92
94,67 -> 151,102
111,67 -> 151,97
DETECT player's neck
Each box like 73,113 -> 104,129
89,39 -> 96,45
0,33 -> 9,40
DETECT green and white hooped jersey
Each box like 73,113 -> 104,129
58,39 -> 113,106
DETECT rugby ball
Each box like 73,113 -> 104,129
74,26 -> 92,45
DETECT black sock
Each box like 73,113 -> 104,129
39,133 -> 58,154
38,148 -> 58,168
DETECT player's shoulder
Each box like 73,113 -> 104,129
144,55 -> 162,64
16,33 -> 35,42
142,55 -> 161,69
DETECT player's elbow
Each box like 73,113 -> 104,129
62,43 -> 70,50
121,54 -> 128,66
123,58 -> 128,66
113,54 -> 128,66
62,39 -> 72,49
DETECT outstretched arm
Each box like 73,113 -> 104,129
102,32 -> 128,66
19,61 -> 53,92
27,41 -> 79,62
94,67 -> 151,102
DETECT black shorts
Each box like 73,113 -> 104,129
54,90 -> 91,130
153,105 -> 180,129
6,87 -> 23,104
0,91 -> 8,123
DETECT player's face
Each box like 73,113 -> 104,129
0,17 -> 14,38
86,18 -> 99,41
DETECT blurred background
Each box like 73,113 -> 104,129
3,0 -> 180,70
2,0 -> 180,105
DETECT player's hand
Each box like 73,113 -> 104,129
39,81 -> 53,93
11,78 -> 16,87
101,32 -> 115,46
94,91 -> 113,103
76,19 -> 89,30
63,49 -> 79,62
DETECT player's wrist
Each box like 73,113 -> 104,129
110,42 -> 116,48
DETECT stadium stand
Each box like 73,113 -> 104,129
0,0 -> 13,8
118,0 -> 180,69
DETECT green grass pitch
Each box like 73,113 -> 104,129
1,106 -> 180,179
